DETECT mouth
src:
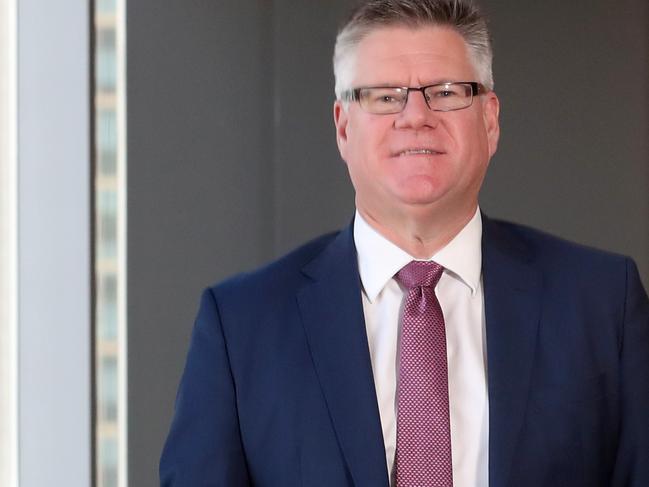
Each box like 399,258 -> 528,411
395,148 -> 444,157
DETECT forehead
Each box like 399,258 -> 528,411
352,25 -> 475,85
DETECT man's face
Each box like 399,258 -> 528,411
334,26 -> 500,223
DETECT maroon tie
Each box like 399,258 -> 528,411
394,261 -> 453,487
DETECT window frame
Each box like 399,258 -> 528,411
0,0 -> 18,484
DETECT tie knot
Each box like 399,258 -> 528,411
395,260 -> 444,290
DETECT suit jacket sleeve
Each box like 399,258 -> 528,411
160,287 -> 251,486
612,258 -> 649,486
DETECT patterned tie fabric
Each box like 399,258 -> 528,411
394,261 -> 453,487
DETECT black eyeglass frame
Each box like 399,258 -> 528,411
340,81 -> 488,113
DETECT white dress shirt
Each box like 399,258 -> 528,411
354,208 -> 489,487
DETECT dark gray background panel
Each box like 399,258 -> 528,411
271,0 -> 355,252
481,0 -> 649,285
127,1 -> 648,485
127,2 -> 276,486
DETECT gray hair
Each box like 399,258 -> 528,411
333,0 -> 494,100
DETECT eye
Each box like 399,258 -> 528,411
425,83 -> 465,99
369,89 -> 403,104
379,95 -> 396,103
434,89 -> 459,98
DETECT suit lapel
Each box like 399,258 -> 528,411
297,224 -> 389,487
482,216 -> 541,487
296,216 -> 541,486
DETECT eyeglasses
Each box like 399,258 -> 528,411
340,81 -> 487,114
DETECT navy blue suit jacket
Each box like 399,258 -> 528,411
160,216 -> 649,486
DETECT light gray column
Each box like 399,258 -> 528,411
17,1 -> 91,486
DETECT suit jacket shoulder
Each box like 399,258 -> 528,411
210,230 -> 341,306
483,216 -> 632,300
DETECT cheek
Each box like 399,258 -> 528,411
341,129 -> 372,187
346,121 -> 390,168
452,117 -> 490,161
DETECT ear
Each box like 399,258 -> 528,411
333,100 -> 349,160
482,92 -> 500,158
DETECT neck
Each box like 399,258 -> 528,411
357,202 -> 477,259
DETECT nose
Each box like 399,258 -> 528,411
394,89 -> 439,130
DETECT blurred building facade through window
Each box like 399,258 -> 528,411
94,0 -> 126,486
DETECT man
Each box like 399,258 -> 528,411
160,1 -> 649,486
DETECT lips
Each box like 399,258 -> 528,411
395,148 -> 444,157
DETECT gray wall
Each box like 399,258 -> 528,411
127,1 -> 649,485
481,0 -> 649,283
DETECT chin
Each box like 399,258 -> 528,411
393,180 -> 448,205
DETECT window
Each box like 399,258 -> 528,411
100,438 -> 119,487
98,190 -> 118,258
98,109 -> 117,175
97,29 -> 117,92
99,356 -> 118,421
99,275 -> 118,339
94,0 -> 126,486
98,0 -> 117,15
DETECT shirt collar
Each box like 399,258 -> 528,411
354,207 -> 483,303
